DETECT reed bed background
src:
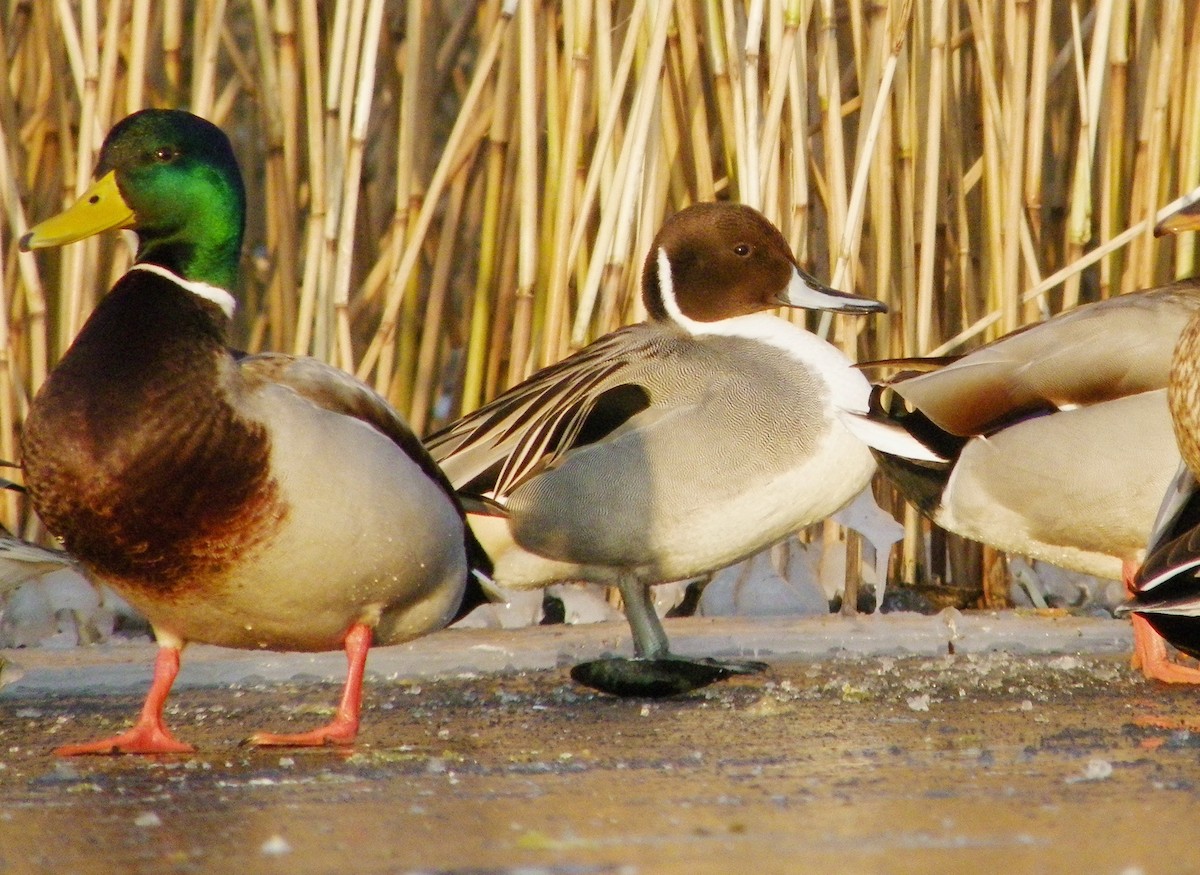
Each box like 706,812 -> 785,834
1,0 -> 1198,604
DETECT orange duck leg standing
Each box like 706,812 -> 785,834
55,645 -> 195,756
245,622 -> 372,747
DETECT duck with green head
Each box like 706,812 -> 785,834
20,108 -> 490,755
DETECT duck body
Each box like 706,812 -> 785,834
1124,254 -> 1200,671
25,273 -> 466,652
906,388 -> 1177,580
478,319 -> 874,587
864,283 -> 1200,581
20,109 -> 483,753
859,279 -> 1200,684
430,202 -> 883,696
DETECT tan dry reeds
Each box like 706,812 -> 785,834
2,0 -> 1198,601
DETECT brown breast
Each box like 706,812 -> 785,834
1169,310 -> 1200,478
21,270 -> 287,597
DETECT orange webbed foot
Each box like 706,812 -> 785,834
244,718 -> 359,748
55,645 -> 193,756
1132,713 -> 1200,733
55,723 -> 195,757
1131,615 -> 1200,684
244,623 -> 371,749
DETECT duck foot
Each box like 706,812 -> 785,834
570,655 -> 769,698
55,645 -> 194,756
54,723 -> 195,757
1130,615 -> 1200,684
243,720 -> 358,748
244,622 -> 371,748
1132,713 -> 1200,733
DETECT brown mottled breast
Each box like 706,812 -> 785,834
21,270 -> 286,596
1170,308 -> 1200,479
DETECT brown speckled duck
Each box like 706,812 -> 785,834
860,283 -> 1200,683
20,109 -> 489,755
1122,200 -> 1200,673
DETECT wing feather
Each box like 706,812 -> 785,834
877,282 -> 1200,436
236,351 -> 494,596
426,325 -> 662,501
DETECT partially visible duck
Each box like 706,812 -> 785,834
427,202 -> 885,697
1121,200 -> 1200,673
859,282 -> 1200,683
0,480 -> 112,647
19,109 -> 489,755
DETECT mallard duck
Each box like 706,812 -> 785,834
859,281 -> 1200,682
1121,201 -> 1200,671
19,109 -> 489,755
426,202 -> 885,697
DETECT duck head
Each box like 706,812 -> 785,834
642,202 -> 886,328
20,109 -> 245,292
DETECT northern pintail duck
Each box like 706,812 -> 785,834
19,109 -> 489,754
859,281 -> 1200,682
426,202 -> 885,697
1121,201 -> 1200,676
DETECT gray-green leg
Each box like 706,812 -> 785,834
619,578 -> 670,658
569,577 -> 769,697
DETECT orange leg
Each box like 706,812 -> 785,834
56,646 -> 195,756
1131,614 -> 1200,684
1124,559 -> 1200,684
246,623 -> 371,747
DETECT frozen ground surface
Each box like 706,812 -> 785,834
0,609 -> 1134,694
1,612 -> 1198,874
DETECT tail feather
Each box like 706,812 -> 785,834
451,524 -> 495,624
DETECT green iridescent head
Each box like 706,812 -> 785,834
21,109 -> 246,291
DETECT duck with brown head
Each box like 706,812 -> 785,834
427,202 -> 886,697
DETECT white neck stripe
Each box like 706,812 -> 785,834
654,247 -> 870,414
656,246 -> 705,335
129,264 -> 237,319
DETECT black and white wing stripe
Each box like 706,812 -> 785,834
1129,462 -> 1200,604
426,324 -> 661,502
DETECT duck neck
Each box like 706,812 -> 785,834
136,228 -> 241,293
132,170 -> 244,292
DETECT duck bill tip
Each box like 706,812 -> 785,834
1155,213 -> 1200,237
21,171 -> 134,251
777,270 -> 887,314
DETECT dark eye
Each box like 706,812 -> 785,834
733,244 -> 751,257
154,147 -> 177,163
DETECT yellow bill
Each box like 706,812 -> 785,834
19,171 -> 134,251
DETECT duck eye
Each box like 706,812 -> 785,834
153,147 -> 177,163
733,244 -> 751,257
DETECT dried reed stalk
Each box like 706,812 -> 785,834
2,0 -> 1198,606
